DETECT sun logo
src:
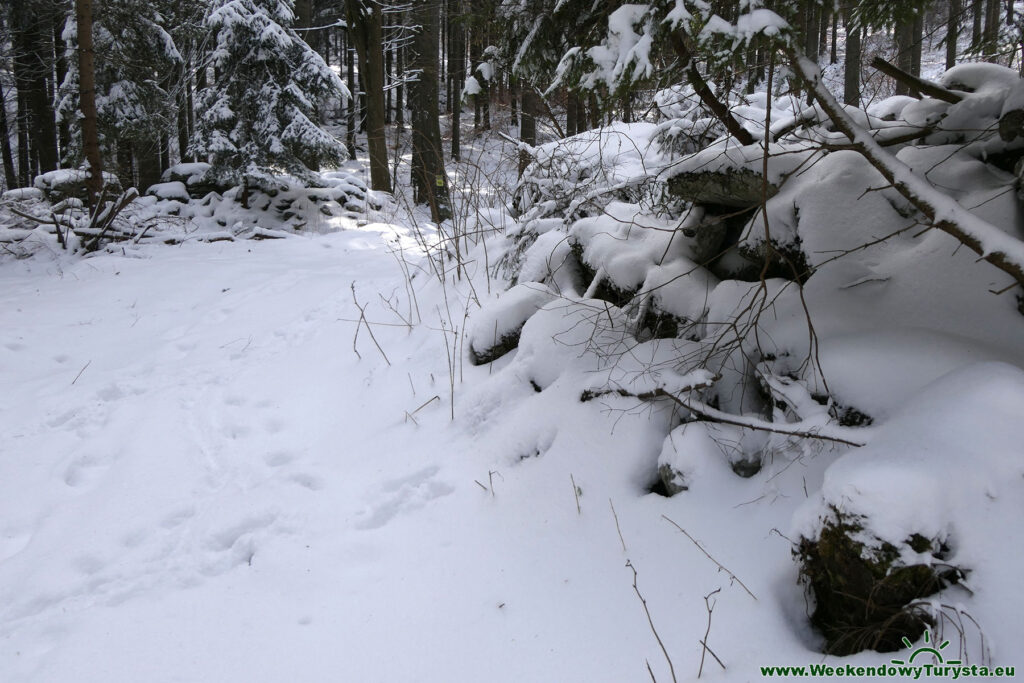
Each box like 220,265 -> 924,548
891,630 -> 962,666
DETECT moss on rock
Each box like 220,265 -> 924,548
796,510 -> 962,656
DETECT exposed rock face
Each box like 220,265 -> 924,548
666,167 -> 779,208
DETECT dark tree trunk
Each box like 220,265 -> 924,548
345,34 -> 357,158
509,78 -> 518,126
972,0 -> 983,49
566,90 -> 578,137
16,88 -> 29,186
576,95 -> 588,133
347,0 -> 391,190
160,129 -> 170,173
136,136 -> 162,192
449,0 -> 464,160
385,26 -> 393,125
116,140 -> 134,189
911,11 -> 924,79
818,4 -> 828,57
409,0 -> 449,222
947,0 -> 961,69
396,41 -> 405,127
843,3 -> 861,106
75,0 -> 104,206
12,1 -> 59,174
804,0 -> 817,59
0,76 -> 17,190
895,17 -> 914,95
830,11 -> 838,64
984,0 -> 1000,60
519,88 -> 537,177
177,43 -> 193,164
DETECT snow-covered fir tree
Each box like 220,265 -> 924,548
194,0 -> 349,204
56,0 -> 182,187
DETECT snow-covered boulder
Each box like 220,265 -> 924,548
162,162 -> 228,199
793,362 -> 1024,655
146,181 -> 190,202
468,283 -> 557,365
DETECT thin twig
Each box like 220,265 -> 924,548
662,515 -> 757,601
570,473 -> 581,515
71,360 -> 92,385
610,498 -> 627,552
409,395 -> 440,416
351,282 -> 391,366
698,588 -> 724,678
627,560 -> 677,683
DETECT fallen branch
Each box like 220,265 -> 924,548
585,384 -> 867,446
670,29 -> 755,146
870,57 -> 963,104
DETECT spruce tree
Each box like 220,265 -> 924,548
57,0 -> 182,190
193,0 -> 348,205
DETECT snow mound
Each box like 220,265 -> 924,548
467,283 -> 557,365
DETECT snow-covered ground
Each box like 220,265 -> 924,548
2,208 -> 1019,681
0,224 -> 708,682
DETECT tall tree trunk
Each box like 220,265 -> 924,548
894,18 -> 914,95
911,11 -> 924,79
984,0 -> 1000,60
830,12 -> 838,64
0,77 -> 17,191
135,136 -> 162,192
566,90 -> 578,137
385,24 -> 393,125
449,0 -> 464,160
972,0 -> 984,50
12,2 -> 59,174
75,0 -> 104,207
396,42 -> 405,127
409,0 -> 449,222
16,88 -> 29,186
347,0 -> 391,191
947,0 -> 962,69
345,34 -> 357,158
519,88 -> 537,177
177,45 -> 193,164
116,140 -> 134,189
818,4 -> 828,57
843,2 -> 861,106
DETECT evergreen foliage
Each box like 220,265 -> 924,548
193,0 -> 348,190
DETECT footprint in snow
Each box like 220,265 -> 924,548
353,466 -> 454,531
63,454 -> 112,489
